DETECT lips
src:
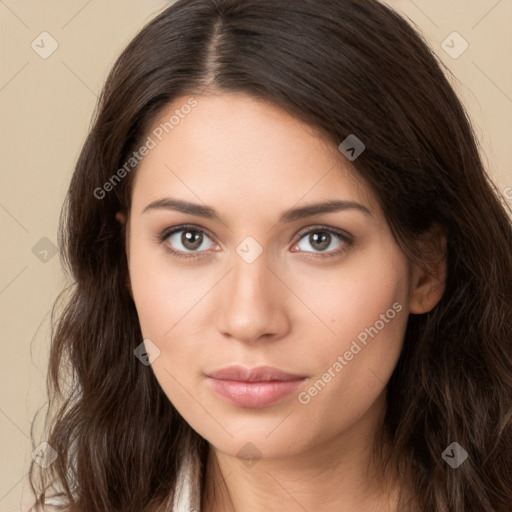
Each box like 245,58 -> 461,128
206,365 -> 307,382
205,365 -> 307,408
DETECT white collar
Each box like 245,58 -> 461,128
171,452 -> 202,512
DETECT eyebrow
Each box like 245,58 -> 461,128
142,197 -> 372,222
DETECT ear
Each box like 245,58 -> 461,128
115,211 -> 126,224
408,224 -> 447,314
115,211 -> 133,299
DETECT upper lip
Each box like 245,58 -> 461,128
206,365 -> 307,382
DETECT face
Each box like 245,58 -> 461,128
124,92 -> 415,460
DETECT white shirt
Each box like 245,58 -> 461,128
171,452 -> 202,511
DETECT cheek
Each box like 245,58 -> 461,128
291,239 -> 410,346
128,244 -> 207,417
128,236 -> 208,340
292,245 -> 409,426
127,234 -> 215,402
296,301 -> 407,442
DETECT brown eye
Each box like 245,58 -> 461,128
163,227 -> 216,255
291,226 -> 351,259
180,229 -> 203,250
307,231 -> 331,251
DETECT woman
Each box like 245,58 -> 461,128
27,0 -> 512,510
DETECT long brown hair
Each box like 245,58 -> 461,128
28,0 -> 512,510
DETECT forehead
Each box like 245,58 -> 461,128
130,92 -> 377,219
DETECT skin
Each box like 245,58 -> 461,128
118,91 -> 446,512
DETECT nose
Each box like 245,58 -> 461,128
215,251 -> 291,344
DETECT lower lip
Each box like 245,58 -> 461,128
206,377 -> 306,408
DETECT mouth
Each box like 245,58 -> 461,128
205,365 -> 308,408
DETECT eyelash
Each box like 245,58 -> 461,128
157,224 -> 353,261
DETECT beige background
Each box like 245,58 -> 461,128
0,0 -> 511,510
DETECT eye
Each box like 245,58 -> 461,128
291,226 -> 351,258
158,224 -> 352,260
160,225 -> 218,258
